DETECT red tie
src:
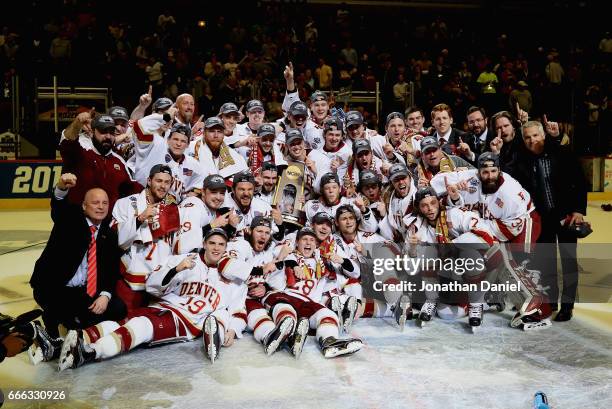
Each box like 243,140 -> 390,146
87,225 -> 97,297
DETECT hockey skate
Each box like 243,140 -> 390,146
393,294 -> 412,332
263,316 -> 295,356
319,336 -> 363,358
418,301 -> 437,327
484,291 -> 506,312
287,317 -> 309,360
341,296 -> 358,334
330,296 -> 344,332
203,315 -> 221,364
511,312 -> 553,331
28,321 -> 63,365
58,330 -> 95,371
468,303 -> 483,333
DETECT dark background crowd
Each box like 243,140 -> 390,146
0,0 -> 610,157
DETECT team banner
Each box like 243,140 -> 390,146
0,160 -> 62,198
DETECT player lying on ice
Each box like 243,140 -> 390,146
58,227 -> 249,370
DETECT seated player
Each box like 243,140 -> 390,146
57,228 -> 248,369
261,228 -> 363,358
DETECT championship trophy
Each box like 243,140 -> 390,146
272,160 -> 306,227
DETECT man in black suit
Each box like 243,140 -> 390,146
29,173 -> 126,363
465,106 -> 490,157
514,121 -> 588,322
429,103 -> 475,165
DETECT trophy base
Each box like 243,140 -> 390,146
281,211 -> 306,228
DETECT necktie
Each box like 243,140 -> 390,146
439,138 -> 447,145
87,225 -> 97,297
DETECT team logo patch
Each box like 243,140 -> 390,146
495,198 -> 504,208
113,164 -> 121,170
314,137 -> 321,146
183,168 -> 193,176
165,154 -> 172,163
312,202 -> 320,211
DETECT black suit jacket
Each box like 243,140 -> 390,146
437,128 -> 474,164
30,196 -> 121,295
513,140 -> 588,220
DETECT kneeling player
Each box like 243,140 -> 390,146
58,228 -> 241,369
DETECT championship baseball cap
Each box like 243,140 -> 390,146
246,99 -> 265,112
320,172 -> 340,187
153,97 -> 173,112
478,152 -> 500,169
251,215 -> 272,230
310,90 -> 327,103
289,101 -> 308,117
205,227 -> 228,241
353,139 -> 371,155
345,111 -> 364,127
219,102 -> 240,115
108,106 -> 129,122
323,117 -> 344,134
204,116 -> 225,129
203,174 -> 226,190
92,115 -> 117,132
388,163 -> 410,181
414,186 -> 438,206
149,164 -> 173,178
296,226 -> 317,241
335,204 -> 357,220
233,171 -> 256,186
257,123 -> 276,138
170,123 -> 191,138
385,111 -> 405,126
358,170 -> 381,188
420,136 -> 440,153
312,211 -> 334,226
285,128 -> 304,145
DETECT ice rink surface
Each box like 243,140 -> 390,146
1,205 -> 611,409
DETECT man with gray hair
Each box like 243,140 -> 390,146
514,120 -> 588,322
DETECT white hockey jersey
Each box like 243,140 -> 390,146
146,254 -> 248,338
112,190 -> 178,290
223,194 -> 276,234
308,143 -> 352,192
430,169 -> 535,242
304,196 -> 378,233
130,114 -> 205,202
188,138 -> 248,179
379,187 -> 417,241
174,196 -> 221,254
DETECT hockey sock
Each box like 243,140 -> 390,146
91,316 -> 153,360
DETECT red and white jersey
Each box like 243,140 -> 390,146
112,190 -> 178,290
188,138 -> 248,179
308,144 -> 352,191
430,169 -> 535,242
223,194 -> 275,234
304,197 -> 378,233
255,189 -> 275,206
403,207 -> 497,245
174,196 -> 222,254
146,254 -> 249,338
345,155 -> 388,188
379,187 -> 417,241
130,114 -> 205,202
265,250 -> 336,304
226,238 -> 287,290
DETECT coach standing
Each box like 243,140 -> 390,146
514,120 -> 588,322
29,174 -> 126,358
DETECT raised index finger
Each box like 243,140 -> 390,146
542,114 -> 548,126
148,85 -> 153,96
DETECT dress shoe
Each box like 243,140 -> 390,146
553,309 -> 573,322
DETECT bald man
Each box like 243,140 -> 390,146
29,174 -> 126,363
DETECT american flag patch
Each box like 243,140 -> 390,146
183,168 -> 193,176
495,198 -> 504,208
